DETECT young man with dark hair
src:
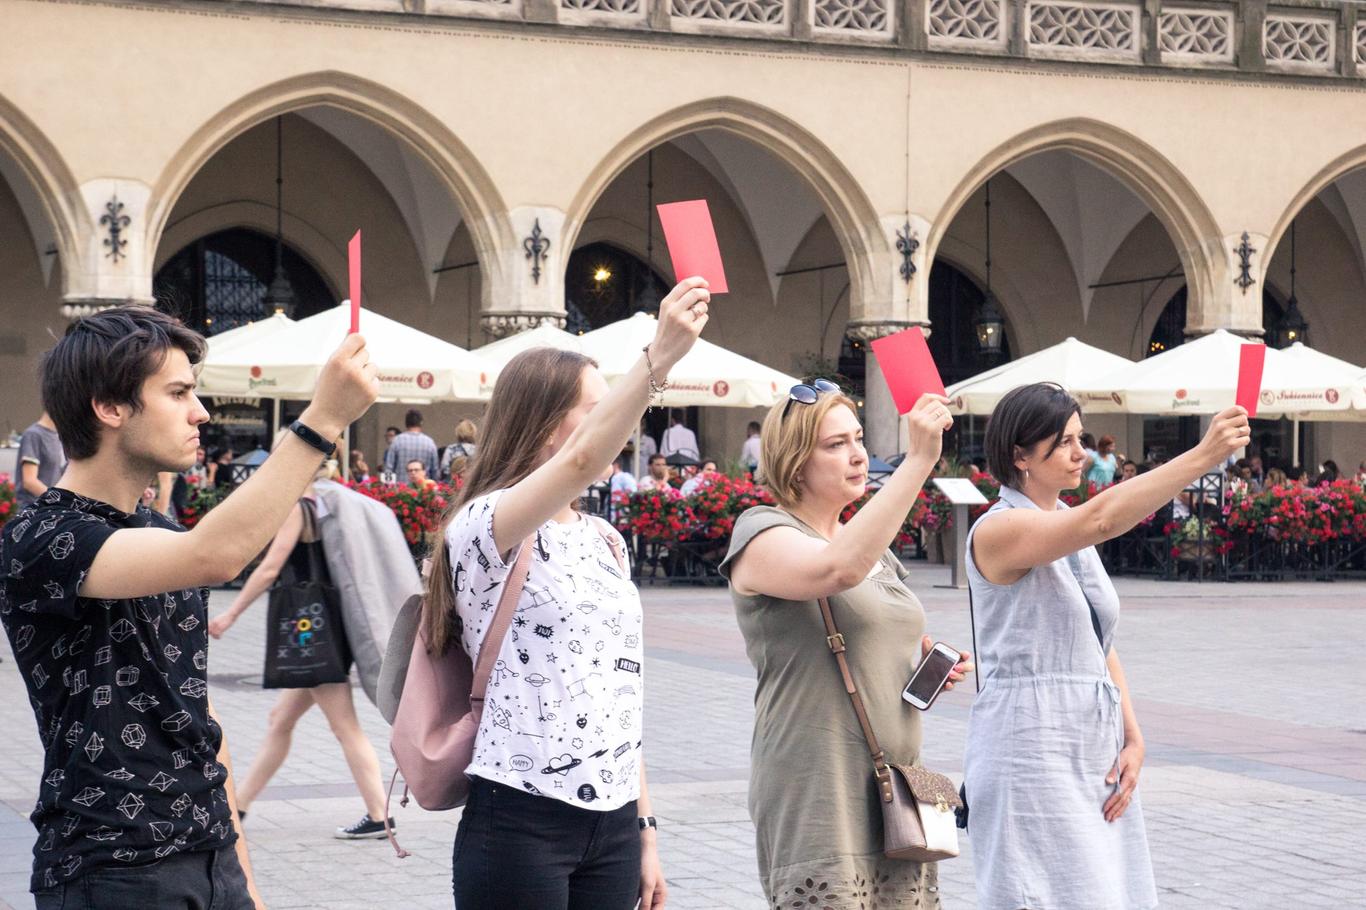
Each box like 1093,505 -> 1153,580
1,306 -> 378,908
382,407 -> 438,480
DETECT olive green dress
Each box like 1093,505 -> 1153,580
719,507 -> 943,910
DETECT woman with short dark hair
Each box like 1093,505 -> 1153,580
964,382 -> 1248,909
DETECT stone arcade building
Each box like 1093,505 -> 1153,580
3,0 -> 1366,469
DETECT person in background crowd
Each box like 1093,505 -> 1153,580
1288,465 -> 1309,487
209,446 -> 235,489
1086,435 -> 1120,486
1080,432 -> 1098,471
384,409 -> 439,481
1246,452 -> 1266,492
1356,461 -> 1366,485
406,458 -> 434,490
740,421 -> 761,473
1314,459 -> 1341,485
610,454 -> 638,497
681,459 -> 718,496
208,453 -> 393,841
16,411 -> 66,511
447,454 -> 470,487
350,449 -> 371,483
970,455 -> 989,476
1117,459 -> 1139,482
636,420 -> 658,465
384,425 -> 400,449
184,445 -> 210,488
441,418 -> 479,482
637,453 -> 671,491
660,409 -> 700,460
1265,466 -> 1288,488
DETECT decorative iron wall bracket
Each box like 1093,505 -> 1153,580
896,221 -> 919,281
101,197 -> 131,263
1233,231 -> 1256,293
523,218 -> 551,285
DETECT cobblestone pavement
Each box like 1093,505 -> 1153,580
2,564 -> 1363,909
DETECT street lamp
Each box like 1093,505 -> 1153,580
1273,220 -> 1308,348
262,116 -> 297,317
973,178 -> 1005,356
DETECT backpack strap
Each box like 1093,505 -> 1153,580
586,514 -> 629,575
469,540 -> 533,711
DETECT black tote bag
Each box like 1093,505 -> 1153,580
263,499 -> 352,689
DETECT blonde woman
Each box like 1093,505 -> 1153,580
719,381 -> 970,908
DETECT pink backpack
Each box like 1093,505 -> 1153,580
376,518 -> 627,857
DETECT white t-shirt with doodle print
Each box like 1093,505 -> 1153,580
447,490 -> 643,811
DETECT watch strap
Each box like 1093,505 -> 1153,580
638,816 -> 657,831
288,420 -> 337,457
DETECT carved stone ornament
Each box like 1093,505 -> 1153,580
845,320 -> 923,343
896,222 -> 919,282
481,312 -> 567,339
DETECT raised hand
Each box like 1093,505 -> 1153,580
305,334 -> 380,437
1197,406 -> 1252,469
906,393 -> 954,464
649,277 -> 711,370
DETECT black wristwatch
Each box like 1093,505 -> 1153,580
288,420 -> 337,457
638,816 -> 657,831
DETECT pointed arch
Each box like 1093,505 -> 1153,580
563,98 -> 887,322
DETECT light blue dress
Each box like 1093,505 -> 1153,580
964,485 -> 1157,909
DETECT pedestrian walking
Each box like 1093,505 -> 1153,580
0,306 -> 378,908
659,410 -> 699,460
428,276 -> 711,909
208,454 -> 406,841
963,382 -> 1248,910
719,383 -> 969,908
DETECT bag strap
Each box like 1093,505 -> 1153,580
297,498 -> 328,583
469,540 -> 533,710
817,595 -> 896,805
586,515 -> 629,574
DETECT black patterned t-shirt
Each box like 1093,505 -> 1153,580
0,488 -> 235,892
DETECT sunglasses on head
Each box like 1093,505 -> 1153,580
783,378 -> 841,417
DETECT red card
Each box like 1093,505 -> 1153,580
657,200 -> 728,293
1236,343 -> 1266,418
870,328 -> 946,415
348,230 -> 361,334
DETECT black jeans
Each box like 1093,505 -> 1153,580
452,777 -> 641,910
34,845 -> 253,910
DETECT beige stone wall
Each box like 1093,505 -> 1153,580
3,0 -> 1366,469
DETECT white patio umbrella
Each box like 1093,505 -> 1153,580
577,311 -> 798,476
1075,329 -> 1361,419
945,337 -> 1134,415
577,312 -> 797,408
204,312 -> 295,358
198,303 -> 484,403
1278,344 -> 1366,420
470,324 -> 586,400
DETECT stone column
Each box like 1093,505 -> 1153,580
846,320 -> 921,459
479,206 -> 568,342
1184,231 -> 1266,339
67,179 -> 156,317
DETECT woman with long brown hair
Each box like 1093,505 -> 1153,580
432,278 -> 710,910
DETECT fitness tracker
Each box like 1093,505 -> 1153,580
288,420 -> 337,457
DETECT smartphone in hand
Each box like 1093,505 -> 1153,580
902,641 -> 960,710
